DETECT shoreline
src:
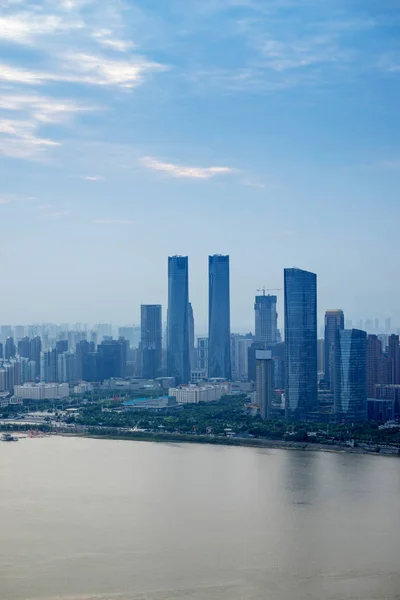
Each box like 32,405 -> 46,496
58,431 -> 400,456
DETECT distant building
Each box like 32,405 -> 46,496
256,350 -> 273,419
375,384 -> 400,417
5,337 -> 16,360
324,309 -> 344,389
167,256 -> 190,384
208,255 -> 231,380
190,369 -> 208,384
98,339 -> 126,381
334,329 -> 367,422
388,334 -> 400,384
57,351 -> 76,383
14,383 -> 70,401
231,334 -> 253,380
188,302 -> 196,372
254,293 -> 278,344
197,338 -> 209,372
140,305 -> 162,379
367,335 -> 382,398
40,349 -> 58,383
367,398 -> 395,422
169,384 -> 228,404
284,268 -> 318,420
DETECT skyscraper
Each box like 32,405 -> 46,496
388,334 -> 400,384
140,304 -> 162,379
256,350 -> 273,419
197,338 -> 208,372
208,254 -> 231,380
334,329 -> 367,422
366,334 -> 382,398
187,302 -> 196,372
98,339 -> 126,380
324,309 -> 345,389
167,256 -> 190,384
284,268 -> 318,421
5,337 -> 16,360
254,293 -> 278,344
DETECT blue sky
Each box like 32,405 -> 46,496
0,0 -> 399,331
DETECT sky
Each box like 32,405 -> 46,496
0,0 -> 399,331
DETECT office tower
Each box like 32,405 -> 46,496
256,350 -> 273,419
374,318 -> 380,332
96,323 -> 113,341
334,329 -> 367,421
365,319 -> 373,332
317,339 -> 325,376
40,348 -> 58,383
140,305 -> 162,379
18,336 -> 31,358
272,342 -> 286,390
197,338 -> 208,372
254,293 -> 278,344
76,340 -> 91,380
208,254 -> 231,380
30,336 -> 42,378
58,351 -> 76,383
385,318 -> 392,334
83,352 -> 102,382
230,334 -> 253,380
367,335 -> 382,398
188,302 -> 196,372
388,334 -> 400,384
0,342 -> 3,359
5,337 -> 16,360
284,268 -> 318,421
98,339 -> 126,380
56,340 -> 68,354
167,256 -> 190,384
324,309 -> 345,389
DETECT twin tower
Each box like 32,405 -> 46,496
167,255 -> 231,384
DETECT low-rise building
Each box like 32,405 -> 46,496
13,383 -> 70,401
168,384 -> 228,405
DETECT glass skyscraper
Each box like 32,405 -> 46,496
167,256 -> 190,384
324,309 -> 344,389
254,293 -> 278,344
284,268 -> 318,421
334,329 -> 367,422
140,305 -> 162,379
208,254 -> 231,380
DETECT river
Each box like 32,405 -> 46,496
0,436 -> 399,600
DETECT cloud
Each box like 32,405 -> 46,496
0,13 -> 83,44
140,156 -> 234,179
0,118 -> 60,159
0,193 -> 36,204
0,93 -> 96,123
84,175 -> 105,181
93,29 -> 135,52
242,180 -> 266,188
0,54 -> 167,88
93,218 -> 135,224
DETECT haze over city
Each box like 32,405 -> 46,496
1,0 -> 399,327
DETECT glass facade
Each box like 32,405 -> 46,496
208,255 -> 231,379
140,305 -> 162,379
167,256 -> 190,384
254,294 -> 278,344
324,309 -> 344,389
334,329 -> 367,422
284,268 -> 318,420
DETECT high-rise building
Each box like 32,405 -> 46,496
167,256 -> 190,384
56,340 -> 68,354
334,329 -> 367,422
14,326 -> 25,342
5,337 -> 16,360
208,254 -> 231,380
0,342 -> 3,359
385,318 -> 392,334
256,350 -> 273,419
374,318 -> 380,333
284,268 -> 318,421
188,302 -> 196,372
40,348 -> 58,383
30,336 -> 42,378
58,351 -> 76,383
197,338 -> 209,372
231,334 -> 253,380
324,309 -> 345,389
388,334 -> 400,384
76,340 -> 91,380
140,305 -> 162,379
317,339 -> 325,377
98,339 -> 126,381
118,326 -> 141,349
254,293 -> 278,344
367,335 -> 382,398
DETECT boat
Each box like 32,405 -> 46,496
1,433 -> 19,442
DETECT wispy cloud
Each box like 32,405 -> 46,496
84,175 -> 105,181
0,193 -> 36,204
0,118 -> 60,159
0,13 -> 83,44
140,156 -> 234,179
93,29 -> 135,52
242,180 -> 266,188
93,218 -> 135,224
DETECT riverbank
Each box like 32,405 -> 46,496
60,430 -> 400,456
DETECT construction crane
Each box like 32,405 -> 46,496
257,287 -> 282,296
